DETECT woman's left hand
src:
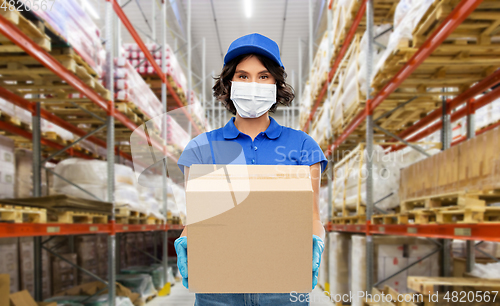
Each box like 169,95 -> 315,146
312,234 -> 325,290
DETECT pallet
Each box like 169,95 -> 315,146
371,213 -> 414,225
435,206 -> 500,224
50,47 -> 99,77
365,286 -> 419,306
0,112 -> 22,127
400,191 -> 500,212
42,131 -> 68,146
407,276 -> 500,295
51,211 -> 108,224
0,60 -> 110,102
0,204 -> 47,223
0,0 -> 51,52
115,102 -> 144,125
412,0 -> 500,48
146,216 -> 165,225
115,207 -> 148,225
331,214 -> 366,225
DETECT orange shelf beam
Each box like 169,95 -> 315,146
326,222 -> 500,242
0,222 -> 184,238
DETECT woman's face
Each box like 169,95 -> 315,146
232,55 -> 276,84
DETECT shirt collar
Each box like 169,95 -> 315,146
222,116 -> 283,140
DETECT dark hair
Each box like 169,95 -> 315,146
213,53 -> 295,115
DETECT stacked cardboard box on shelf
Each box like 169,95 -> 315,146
17,237 -> 52,299
14,149 -> 52,198
75,236 -> 99,284
0,135 -> 15,199
120,234 -> 127,270
96,234 -> 109,280
51,253 -> 77,294
400,126 -> 500,200
18,237 -> 34,297
0,238 -> 19,293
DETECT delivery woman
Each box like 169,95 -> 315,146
174,33 -> 327,305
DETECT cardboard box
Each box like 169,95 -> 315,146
9,290 -> 37,306
0,274 -> 9,306
51,253 -> 77,294
400,126 -> 500,200
9,289 -> 57,306
186,165 -> 313,293
0,135 -> 15,199
41,239 -> 51,300
96,234 -> 109,280
75,235 -> 99,284
14,149 -> 32,198
452,239 -> 499,259
0,238 -> 19,293
19,237 -> 35,297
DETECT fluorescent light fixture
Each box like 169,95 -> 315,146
244,0 -> 252,18
82,0 -> 100,20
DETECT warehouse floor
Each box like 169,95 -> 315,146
147,282 -> 335,305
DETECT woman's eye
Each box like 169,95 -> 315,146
239,75 -> 248,79
260,75 -> 268,79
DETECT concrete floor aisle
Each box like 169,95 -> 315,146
147,283 -> 335,305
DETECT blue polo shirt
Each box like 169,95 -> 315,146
177,116 -> 327,173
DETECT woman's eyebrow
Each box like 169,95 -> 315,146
259,70 -> 270,74
235,70 -> 248,74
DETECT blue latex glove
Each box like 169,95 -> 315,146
312,235 -> 325,290
174,236 -> 189,288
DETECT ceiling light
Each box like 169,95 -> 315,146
244,0 -> 252,19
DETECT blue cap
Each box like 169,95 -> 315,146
224,33 -> 284,69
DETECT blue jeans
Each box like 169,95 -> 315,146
194,293 -> 310,306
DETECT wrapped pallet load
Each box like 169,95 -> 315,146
122,43 -> 188,93
115,57 -> 163,121
53,159 -> 148,214
20,0 -> 106,76
333,144 -> 440,217
298,83 -> 312,128
374,0 -> 435,77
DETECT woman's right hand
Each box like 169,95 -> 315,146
174,236 -> 188,288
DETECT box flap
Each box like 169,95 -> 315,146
187,164 -> 312,192
10,290 -> 38,306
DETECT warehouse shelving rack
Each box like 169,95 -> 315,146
318,0 -> 500,293
0,0 -> 198,304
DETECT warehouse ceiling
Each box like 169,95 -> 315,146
92,0 -> 327,127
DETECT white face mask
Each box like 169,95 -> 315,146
230,81 -> 277,118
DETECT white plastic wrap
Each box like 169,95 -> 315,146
299,83 -> 312,128
374,0 -> 434,78
328,232 -> 350,297
116,274 -> 157,300
351,235 -> 366,306
319,186 -> 329,224
122,43 -> 188,93
115,59 -> 163,120
53,158 -> 143,211
470,262 -> 500,279
333,144 -> 440,212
